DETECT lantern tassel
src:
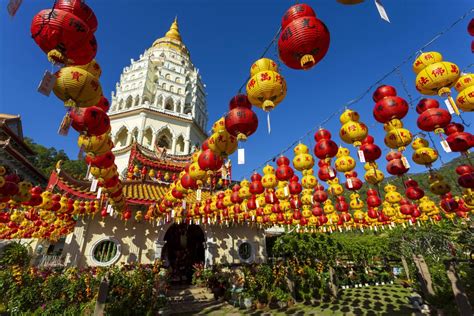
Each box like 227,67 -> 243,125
438,87 -> 460,116
267,112 -> 271,134
300,55 -> 315,70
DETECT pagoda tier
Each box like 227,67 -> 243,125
47,169 -> 209,206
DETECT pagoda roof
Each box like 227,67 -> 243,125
47,169 -> 208,206
126,142 -> 193,172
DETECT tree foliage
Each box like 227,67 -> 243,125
24,137 -> 87,179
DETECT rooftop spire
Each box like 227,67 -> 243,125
164,17 -> 181,42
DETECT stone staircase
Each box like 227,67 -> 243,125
161,285 -> 225,315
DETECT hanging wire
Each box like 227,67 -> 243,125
243,8 -> 474,176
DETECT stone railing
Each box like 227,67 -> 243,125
34,255 -> 65,268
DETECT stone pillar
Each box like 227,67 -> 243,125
154,240 -> 166,261
126,132 -> 133,146
171,137 -> 177,154
184,139 -> 190,154
151,133 -> 157,149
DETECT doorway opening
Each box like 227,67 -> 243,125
162,223 -> 205,284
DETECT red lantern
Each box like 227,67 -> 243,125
181,173 -> 197,190
335,196 -> 349,213
278,4 -> 330,70
249,173 -> 264,195
314,129 -> 338,161
224,94 -> 258,141
288,175 -> 302,195
416,99 -> 451,134
276,156 -> 294,181
372,85 -> 409,123
95,96 -> 110,112
444,123 -> 474,153
31,8 -> 97,65
198,149 -> 223,171
456,165 -> 474,188
360,135 -> 382,162
70,106 -> 110,135
313,184 -> 328,203
344,171 -> 363,191
85,151 -> 115,169
405,179 -> 425,200
386,152 -> 409,176
231,185 -> 242,204
56,0 -> 98,32
317,160 -> 336,181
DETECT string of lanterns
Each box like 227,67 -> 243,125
30,0 -> 126,213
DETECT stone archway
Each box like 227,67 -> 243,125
159,223 -> 206,283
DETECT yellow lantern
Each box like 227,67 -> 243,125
53,66 -> 103,107
301,169 -> 317,189
262,165 -> 277,189
454,73 -> 474,112
301,189 -> 313,205
323,200 -> 335,214
413,51 -> 461,115
384,184 -> 402,204
349,193 -> 364,210
78,131 -> 113,156
75,59 -> 102,78
364,162 -> 384,185
208,131 -> 238,157
383,119 -> 412,151
411,137 -> 438,167
293,143 -> 314,171
334,147 -> 356,173
327,178 -> 344,196
428,172 -> 450,195
246,58 -> 287,111
339,109 -> 368,147
238,179 -> 252,200
189,162 -> 206,183
212,117 -> 227,134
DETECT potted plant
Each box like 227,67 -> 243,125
256,290 -> 268,309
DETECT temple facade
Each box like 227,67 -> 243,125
107,18 -> 208,177
45,20 -> 268,273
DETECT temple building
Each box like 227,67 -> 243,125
42,19 -> 267,274
0,114 -> 47,185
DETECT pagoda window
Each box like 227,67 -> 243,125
115,127 -> 128,147
134,95 -> 140,106
125,95 -> 133,109
176,136 -> 185,153
177,88 -> 182,95
170,85 -> 175,93
176,77 -> 181,83
165,73 -> 171,80
143,128 -> 153,147
156,129 -> 172,150
165,98 -> 174,111
162,83 -> 167,90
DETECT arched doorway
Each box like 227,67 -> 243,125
162,223 -> 205,284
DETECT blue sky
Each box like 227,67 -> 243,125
0,0 -> 473,181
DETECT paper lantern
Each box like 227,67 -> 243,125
77,131 -> 113,155
444,123 -> 474,153
413,52 -> 461,115
56,0 -> 98,32
85,151 -> 115,169
198,149 -> 223,172
383,119 -> 412,151
70,106 -> 110,135
53,66 -> 102,107
314,128 -> 338,162
416,98 -> 451,134
278,3 -> 330,70
372,85 -> 409,123
339,109 -> 368,147
293,143 -> 314,171
275,156 -> 294,181
208,131 -> 238,157
454,73 -> 474,112
411,137 -> 438,167
385,152 -> 409,176
224,94 -> 258,141
360,135 -> 381,162
31,8 -> 97,65
246,58 -> 287,111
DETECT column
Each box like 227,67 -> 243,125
126,132 -> 133,146
151,133 -> 157,149
184,139 -> 190,154
154,240 -> 166,261
171,137 -> 177,154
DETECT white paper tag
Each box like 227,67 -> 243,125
255,199 -> 260,208
267,112 -> 271,134
182,200 -> 186,210
196,189 -> 202,201
284,186 -> 289,197
238,148 -> 245,165
329,168 -> 335,177
97,187 -> 102,199
440,140 -> 452,153
171,209 -> 175,218
90,178 -> 98,192
401,157 -> 411,169
444,99 -> 455,114
106,204 -> 113,215
7,0 -> 22,17
37,70 -> 56,96
347,178 -> 353,189
374,0 -> 390,23
357,150 -> 366,163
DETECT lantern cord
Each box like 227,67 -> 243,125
244,7 -> 474,176
237,26 -> 282,94
31,0 -> 58,39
